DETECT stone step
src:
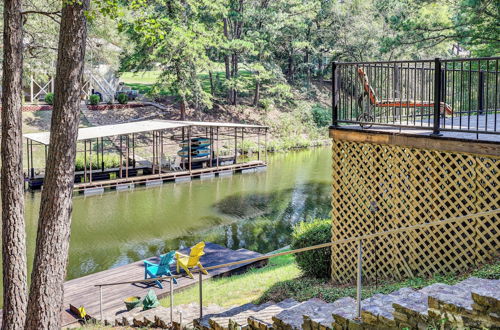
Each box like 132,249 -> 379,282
208,303 -> 274,330
273,298 -> 326,330
427,277 -> 500,329
247,299 -> 300,330
195,303 -> 257,330
225,302 -> 276,330
303,297 -> 357,330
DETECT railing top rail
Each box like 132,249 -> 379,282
94,208 -> 499,288
336,56 -> 500,66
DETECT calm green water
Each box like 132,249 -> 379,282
9,147 -> 331,300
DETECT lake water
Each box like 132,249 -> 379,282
6,146 -> 332,302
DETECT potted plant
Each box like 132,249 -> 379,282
123,296 -> 142,311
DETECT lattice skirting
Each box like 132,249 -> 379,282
331,140 -> 499,284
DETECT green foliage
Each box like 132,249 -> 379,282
89,94 -> 100,105
117,93 -> 128,104
75,154 -> 124,171
44,93 -> 54,105
291,219 -> 332,278
258,260 -> 500,304
311,104 -> 331,127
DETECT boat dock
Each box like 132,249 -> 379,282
61,242 -> 267,326
74,160 -> 267,193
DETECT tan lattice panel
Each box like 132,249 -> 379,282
331,140 -> 499,284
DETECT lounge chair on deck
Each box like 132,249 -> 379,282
175,242 -> 209,279
169,157 -> 183,171
144,251 -> 177,289
356,68 -> 453,122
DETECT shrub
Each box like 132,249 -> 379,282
75,154 -> 124,171
44,93 -> 54,105
89,94 -> 100,105
291,218 -> 332,278
311,104 -> 331,127
117,93 -> 128,104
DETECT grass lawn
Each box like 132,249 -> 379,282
161,252 -> 301,308
120,70 -> 253,96
161,255 -> 500,309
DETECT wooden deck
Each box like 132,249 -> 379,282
73,160 -> 267,193
61,242 -> 267,326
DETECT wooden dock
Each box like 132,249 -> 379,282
73,160 -> 267,193
61,242 -> 267,326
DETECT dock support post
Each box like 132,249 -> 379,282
84,141 -> 87,183
100,286 -> 103,321
89,139 -> 93,183
170,278 -> 174,323
119,136 -> 123,178
199,271 -> 203,319
356,239 -> 363,320
216,127 -> 219,169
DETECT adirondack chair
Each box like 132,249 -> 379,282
144,251 -> 177,289
169,157 -> 183,171
175,242 -> 209,279
357,68 -> 453,117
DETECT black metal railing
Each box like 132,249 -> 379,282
331,57 -> 500,136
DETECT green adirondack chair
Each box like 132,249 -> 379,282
144,251 -> 177,289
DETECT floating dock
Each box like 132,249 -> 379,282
61,242 -> 267,326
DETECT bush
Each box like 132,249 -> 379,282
291,218 -> 332,278
44,93 -> 54,105
75,154 -> 125,171
311,104 -> 331,127
89,94 -> 100,105
117,93 -> 128,104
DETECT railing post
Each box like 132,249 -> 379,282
199,271 -> 203,319
100,286 -> 103,322
432,58 -> 442,136
170,278 -> 174,324
356,239 -> 363,320
478,70 -> 485,115
331,61 -> 339,127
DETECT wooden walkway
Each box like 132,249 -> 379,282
61,243 -> 266,326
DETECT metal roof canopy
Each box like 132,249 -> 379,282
23,119 -> 267,145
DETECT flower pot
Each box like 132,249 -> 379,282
124,296 -> 141,311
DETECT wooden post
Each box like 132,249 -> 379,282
199,272 -> 203,319
89,139 -> 93,183
216,127 -> 220,169
234,127 -> 237,164
84,141 -> 87,183
119,136 -> 123,178
101,137 -> 104,172
26,139 -> 30,179
264,128 -> 268,163
125,135 -> 129,178
188,127 -> 192,173
160,131 -> 163,173
132,134 -> 136,169
209,127 -> 213,167
30,74 -> 34,103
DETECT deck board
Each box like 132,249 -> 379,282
55,243 -> 266,326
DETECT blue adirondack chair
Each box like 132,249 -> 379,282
144,251 -> 177,288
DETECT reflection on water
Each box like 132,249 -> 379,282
1,146 -> 332,303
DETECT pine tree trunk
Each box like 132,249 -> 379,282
1,0 -> 28,328
253,81 -> 260,107
25,0 -> 89,328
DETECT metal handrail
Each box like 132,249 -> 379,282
93,208 -> 499,323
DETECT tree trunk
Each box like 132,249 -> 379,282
208,70 -> 215,96
180,96 -> 187,120
253,80 -> 261,107
223,18 -> 233,104
25,0 -> 89,328
1,0 -> 28,328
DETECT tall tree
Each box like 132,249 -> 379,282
25,0 -> 90,327
1,0 -> 28,328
